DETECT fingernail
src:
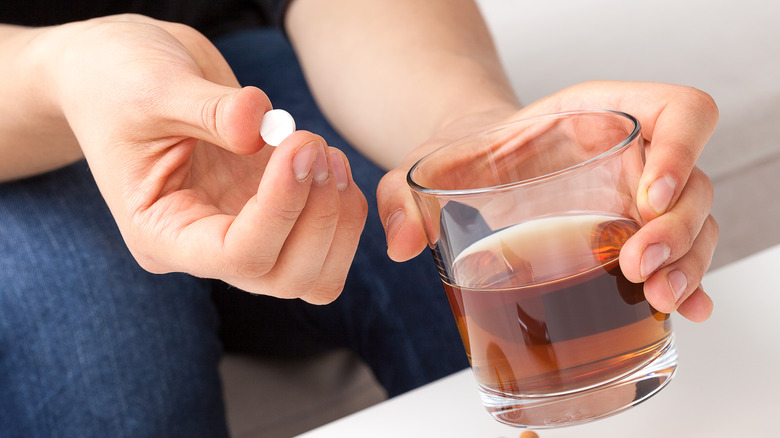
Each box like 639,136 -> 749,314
648,175 -> 676,215
313,143 -> 329,184
385,209 -> 406,243
330,150 -> 349,192
293,143 -> 318,181
667,270 -> 688,302
640,243 -> 671,279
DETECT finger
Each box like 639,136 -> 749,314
620,166 -> 714,284
254,148 -> 339,299
676,286 -> 714,323
527,81 -> 718,220
162,78 -> 272,155
112,18 -> 272,155
227,173 -> 339,299
221,131 -> 330,278
229,149 -> 365,303
630,85 -> 718,220
377,165 -> 430,262
299,149 -> 368,304
642,214 -> 719,319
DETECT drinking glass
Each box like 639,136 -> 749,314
407,110 -> 677,428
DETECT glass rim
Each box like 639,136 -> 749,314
407,109 -> 641,197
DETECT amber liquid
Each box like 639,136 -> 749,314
441,214 -> 671,397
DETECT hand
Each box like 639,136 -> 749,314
40,15 -> 367,303
378,80 -> 718,321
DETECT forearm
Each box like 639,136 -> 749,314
0,24 -> 81,182
285,0 -> 520,169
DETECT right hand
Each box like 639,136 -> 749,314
33,14 -> 367,303
377,81 -> 718,322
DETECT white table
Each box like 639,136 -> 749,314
299,245 -> 780,437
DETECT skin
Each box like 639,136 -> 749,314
372,82 -> 719,322
0,16 -> 367,304
0,1 -> 718,320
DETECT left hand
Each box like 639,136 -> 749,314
42,15 -> 367,304
377,80 -> 719,322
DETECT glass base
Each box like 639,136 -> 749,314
479,335 -> 678,429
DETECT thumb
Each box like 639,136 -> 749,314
377,167 -> 429,262
170,79 -> 273,155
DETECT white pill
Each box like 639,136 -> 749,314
260,109 -> 296,146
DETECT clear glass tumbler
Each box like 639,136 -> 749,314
407,110 -> 677,428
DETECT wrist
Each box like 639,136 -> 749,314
425,58 -> 521,137
0,24 -> 83,180
27,28 -> 67,117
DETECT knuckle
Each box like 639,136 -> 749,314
302,293 -> 339,305
234,255 -> 276,278
378,167 -> 404,192
693,166 -> 714,188
309,205 -> 341,231
666,138 -> 699,166
701,176 -> 715,207
663,213 -> 698,254
164,21 -> 201,37
109,13 -> 154,23
200,94 -> 224,139
680,86 -> 720,126
275,269 -> 347,303
302,282 -> 344,305
350,192 -> 369,225
269,202 -> 304,223
279,277 -> 319,300
376,169 -> 405,213
131,250 -> 168,275
122,233 -> 166,274
706,214 -> 720,243
681,219 -> 699,251
689,167 -> 715,206
164,21 -> 212,48
689,88 -> 719,116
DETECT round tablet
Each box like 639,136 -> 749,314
260,109 -> 296,146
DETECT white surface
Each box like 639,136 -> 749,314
476,0 -> 780,178
260,109 -> 296,146
298,244 -> 780,437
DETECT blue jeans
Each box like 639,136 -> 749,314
0,29 -> 467,438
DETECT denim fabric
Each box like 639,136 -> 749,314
0,163 -> 228,437
0,28 -> 467,438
